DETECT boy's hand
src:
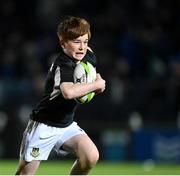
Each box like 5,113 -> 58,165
94,73 -> 106,94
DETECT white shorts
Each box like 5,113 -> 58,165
20,120 -> 86,162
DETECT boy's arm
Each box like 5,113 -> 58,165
60,74 -> 105,99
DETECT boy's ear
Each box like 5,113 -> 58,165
57,34 -> 64,48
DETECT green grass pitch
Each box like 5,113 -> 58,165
0,160 -> 180,175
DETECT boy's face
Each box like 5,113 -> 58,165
62,34 -> 89,61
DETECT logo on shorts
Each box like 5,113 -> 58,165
30,147 -> 40,158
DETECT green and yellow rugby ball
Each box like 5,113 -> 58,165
73,61 -> 96,104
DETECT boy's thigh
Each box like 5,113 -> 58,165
62,133 -> 98,157
54,122 -> 87,156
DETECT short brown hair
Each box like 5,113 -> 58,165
57,16 -> 91,42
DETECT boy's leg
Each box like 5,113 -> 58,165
15,120 -> 59,175
62,134 -> 99,175
15,159 -> 40,175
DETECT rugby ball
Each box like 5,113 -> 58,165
73,61 -> 96,104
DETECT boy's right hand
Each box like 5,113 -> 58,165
94,73 -> 106,94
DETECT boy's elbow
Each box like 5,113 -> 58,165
62,89 -> 74,100
60,83 -> 75,100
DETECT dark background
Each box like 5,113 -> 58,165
0,0 -> 180,162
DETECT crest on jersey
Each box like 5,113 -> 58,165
30,147 -> 40,158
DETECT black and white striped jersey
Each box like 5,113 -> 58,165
30,49 -> 97,128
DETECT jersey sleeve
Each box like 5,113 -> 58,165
60,62 -> 74,83
53,61 -> 74,90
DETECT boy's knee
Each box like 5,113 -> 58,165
80,150 -> 99,169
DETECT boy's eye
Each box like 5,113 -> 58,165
73,40 -> 79,43
73,40 -> 88,44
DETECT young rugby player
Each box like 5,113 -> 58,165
15,16 -> 105,175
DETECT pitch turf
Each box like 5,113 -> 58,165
0,160 -> 180,175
